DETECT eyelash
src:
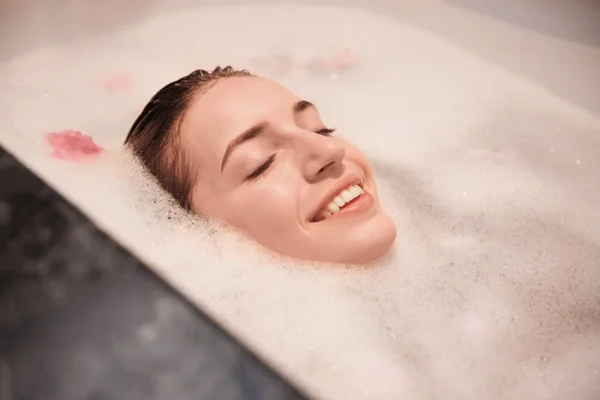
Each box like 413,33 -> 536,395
245,127 -> 336,181
317,127 -> 336,136
246,154 -> 276,181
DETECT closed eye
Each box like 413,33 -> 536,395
244,128 -> 333,181
316,127 -> 336,136
245,153 -> 276,181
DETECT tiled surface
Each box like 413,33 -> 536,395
0,147 -> 309,400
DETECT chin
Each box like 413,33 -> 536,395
352,230 -> 396,264
263,214 -> 397,265
327,215 -> 398,265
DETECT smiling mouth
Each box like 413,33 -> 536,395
312,184 -> 365,222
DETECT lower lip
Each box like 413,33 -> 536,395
327,192 -> 375,220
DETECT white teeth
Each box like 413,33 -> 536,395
319,184 -> 364,220
334,196 -> 345,207
341,190 -> 353,202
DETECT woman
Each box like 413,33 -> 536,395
125,66 -> 396,264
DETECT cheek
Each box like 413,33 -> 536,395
343,140 -> 374,173
224,181 -> 301,235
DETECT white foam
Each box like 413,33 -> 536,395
1,4 -> 600,400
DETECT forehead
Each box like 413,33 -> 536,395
178,76 -> 300,175
183,76 -> 299,136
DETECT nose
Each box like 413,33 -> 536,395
299,133 -> 346,181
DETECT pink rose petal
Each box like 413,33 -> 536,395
307,48 -> 360,75
46,130 -> 105,162
103,72 -> 132,92
250,54 -> 295,76
325,48 -> 360,70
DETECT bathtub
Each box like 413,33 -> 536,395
1,1 -> 599,400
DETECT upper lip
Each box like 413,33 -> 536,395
309,173 -> 363,222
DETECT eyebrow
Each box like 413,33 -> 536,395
220,100 -> 316,172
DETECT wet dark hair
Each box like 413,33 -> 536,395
124,66 -> 253,210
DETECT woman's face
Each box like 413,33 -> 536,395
180,76 -> 396,264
